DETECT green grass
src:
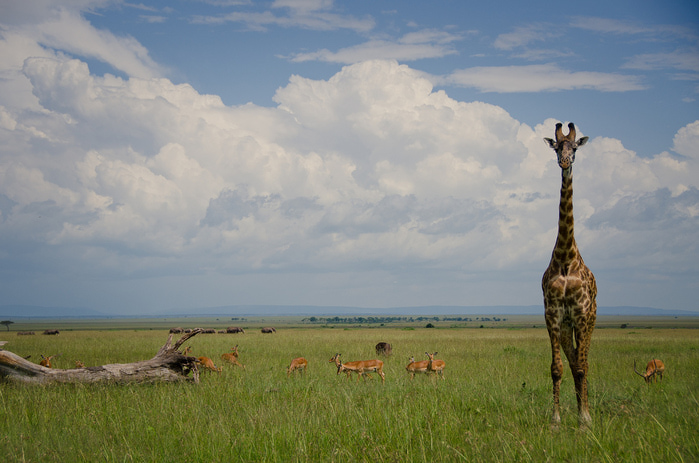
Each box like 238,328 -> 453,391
1,324 -> 697,462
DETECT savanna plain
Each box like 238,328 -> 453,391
0,317 -> 697,462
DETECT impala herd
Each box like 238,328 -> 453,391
29,335 -> 665,389
189,348 -> 664,387
175,345 -> 446,383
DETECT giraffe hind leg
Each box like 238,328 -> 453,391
560,317 -> 593,426
573,325 -> 593,425
558,324 -> 583,424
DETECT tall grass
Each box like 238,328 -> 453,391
1,326 -> 697,461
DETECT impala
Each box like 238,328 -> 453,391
405,355 -> 430,379
221,345 -> 245,369
634,359 -> 665,383
197,356 -> 222,374
330,353 -> 385,383
330,353 -> 355,379
426,352 -> 446,380
287,357 -> 308,377
39,354 -> 58,368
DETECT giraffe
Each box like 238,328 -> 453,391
542,122 -> 597,427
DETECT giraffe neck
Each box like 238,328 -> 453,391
553,170 -> 579,266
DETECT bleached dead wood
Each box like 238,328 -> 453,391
0,329 -> 203,385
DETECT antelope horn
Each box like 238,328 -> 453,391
567,122 -> 576,141
633,360 -> 644,377
555,123 -> 564,142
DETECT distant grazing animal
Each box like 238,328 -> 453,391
634,359 -> 665,384
405,355 -> 430,379
16,331 -> 35,335
329,353 -> 385,383
42,329 -> 60,335
542,122 -> 596,427
221,345 -> 245,369
375,342 -> 392,356
287,357 -> 308,377
202,329 -> 216,334
261,327 -> 276,334
426,352 -> 445,380
196,356 -> 222,374
169,327 -> 184,334
226,327 -> 245,334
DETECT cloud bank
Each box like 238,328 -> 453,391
0,45 -> 697,311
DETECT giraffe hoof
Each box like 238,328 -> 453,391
578,413 -> 592,428
550,413 -> 561,430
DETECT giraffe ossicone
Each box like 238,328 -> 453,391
542,122 -> 597,427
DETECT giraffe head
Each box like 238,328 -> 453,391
544,122 -> 589,170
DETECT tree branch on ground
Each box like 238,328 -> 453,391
0,329 -> 203,385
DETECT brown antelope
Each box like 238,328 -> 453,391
74,360 -> 86,368
426,352 -> 446,380
182,346 -> 192,356
634,359 -> 665,383
330,353 -> 385,383
330,353 -> 367,380
405,355 -> 430,379
221,345 -> 245,369
197,356 -> 222,374
330,353 -> 356,380
40,354 -> 58,368
287,357 -> 308,377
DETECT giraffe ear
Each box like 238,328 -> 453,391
544,138 -> 556,149
576,136 -> 589,147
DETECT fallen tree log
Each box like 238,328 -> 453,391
0,329 -> 202,385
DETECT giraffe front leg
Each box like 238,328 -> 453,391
545,307 -> 564,427
549,333 -> 564,427
551,358 -> 563,426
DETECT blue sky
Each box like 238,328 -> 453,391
0,0 -> 697,315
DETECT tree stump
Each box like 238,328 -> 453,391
0,329 -> 203,385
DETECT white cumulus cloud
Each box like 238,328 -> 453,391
0,51 -> 697,311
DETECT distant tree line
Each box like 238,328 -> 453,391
301,316 -> 505,324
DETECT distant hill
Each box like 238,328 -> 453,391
596,306 -> 694,316
1,304 -> 697,319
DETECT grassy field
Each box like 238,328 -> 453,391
0,321 -> 697,462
